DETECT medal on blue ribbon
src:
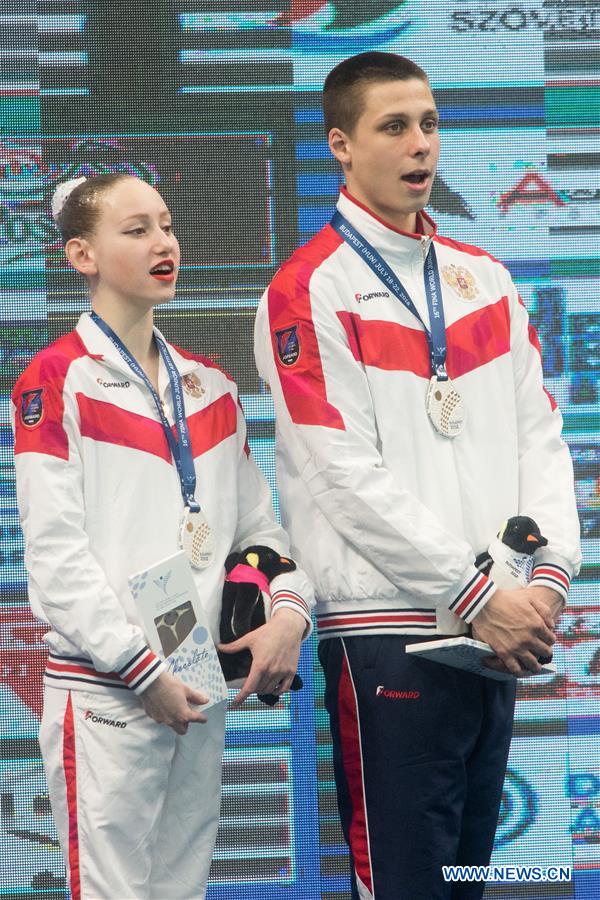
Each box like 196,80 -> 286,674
330,211 -> 465,438
90,312 -> 215,567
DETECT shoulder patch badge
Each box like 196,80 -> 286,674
275,325 -> 301,367
442,265 -> 479,301
20,388 -> 45,429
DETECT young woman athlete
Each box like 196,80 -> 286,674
12,174 -> 313,898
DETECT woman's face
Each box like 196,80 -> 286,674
74,177 -> 181,309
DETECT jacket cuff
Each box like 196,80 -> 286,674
530,561 -> 571,604
270,577 -> 313,639
447,566 -> 497,624
119,645 -> 166,695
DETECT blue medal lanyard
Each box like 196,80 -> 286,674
90,312 -> 200,512
330,211 -> 448,380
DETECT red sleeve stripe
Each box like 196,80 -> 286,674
267,225 -> 346,430
271,590 -> 311,617
450,572 -> 494,621
12,331 -> 89,460
337,296 -> 511,381
119,647 -> 164,692
531,564 -> 570,599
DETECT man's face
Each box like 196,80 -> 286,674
329,78 -> 440,230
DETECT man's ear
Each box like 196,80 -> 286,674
328,127 -> 353,168
64,237 -> 98,277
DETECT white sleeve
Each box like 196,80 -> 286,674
231,395 -> 315,633
254,276 -> 494,623
12,376 -> 165,693
509,281 -> 581,602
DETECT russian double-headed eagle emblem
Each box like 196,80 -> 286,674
182,373 -> 204,398
442,265 -> 479,301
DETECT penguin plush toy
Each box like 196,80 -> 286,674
218,545 -> 303,706
475,516 -> 548,588
475,516 -> 552,663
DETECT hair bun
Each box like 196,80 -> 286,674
51,177 -> 88,222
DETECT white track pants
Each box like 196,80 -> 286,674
39,686 -> 227,899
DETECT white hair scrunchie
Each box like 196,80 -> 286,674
51,176 -> 88,222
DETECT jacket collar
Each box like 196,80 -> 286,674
75,312 -> 200,383
336,187 -> 436,269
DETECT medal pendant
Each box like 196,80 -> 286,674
426,375 -> 465,438
179,508 -> 215,569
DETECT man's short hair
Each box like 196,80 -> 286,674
323,51 -> 429,136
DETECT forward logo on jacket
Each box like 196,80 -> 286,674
354,290 -> 390,303
96,377 -> 130,389
20,388 -> 44,428
275,325 -> 301,367
442,265 -> 479,301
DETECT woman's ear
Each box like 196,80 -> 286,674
64,237 -> 98,277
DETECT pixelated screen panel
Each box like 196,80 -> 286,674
2,134 -> 276,274
1,2 -> 599,899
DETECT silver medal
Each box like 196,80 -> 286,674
426,375 -> 465,438
179,508 -> 215,569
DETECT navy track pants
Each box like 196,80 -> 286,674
319,635 -> 516,900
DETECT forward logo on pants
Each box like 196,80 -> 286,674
84,709 -> 127,728
375,685 -> 420,700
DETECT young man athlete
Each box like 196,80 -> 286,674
254,52 -> 581,898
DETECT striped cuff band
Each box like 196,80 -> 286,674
530,563 -> 571,603
449,571 -> 496,623
119,646 -> 166,694
271,589 -> 313,636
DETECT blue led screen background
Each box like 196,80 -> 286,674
0,2 -> 599,897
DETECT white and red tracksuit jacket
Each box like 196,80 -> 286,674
254,188 -> 581,640
12,312 -> 314,694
